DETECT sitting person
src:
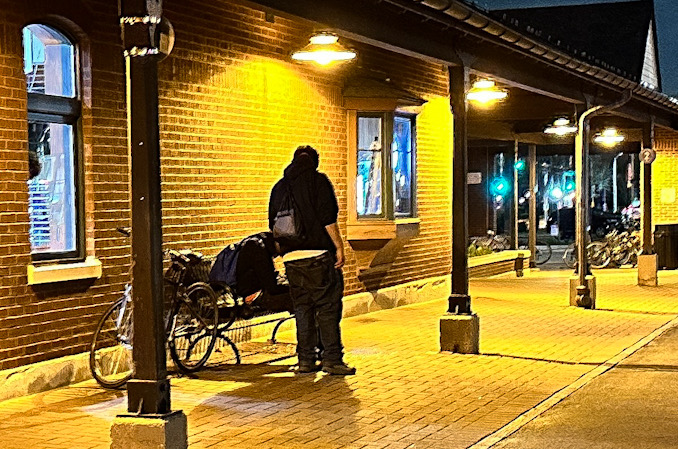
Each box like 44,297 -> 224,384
210,232 -> 293,313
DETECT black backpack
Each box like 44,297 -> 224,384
272,180 -> 307,247
208,242 -> 241,288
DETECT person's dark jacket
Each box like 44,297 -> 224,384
235,233 -> 287,298
268,155 -> 338,255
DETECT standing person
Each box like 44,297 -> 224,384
269,145 -> 355,375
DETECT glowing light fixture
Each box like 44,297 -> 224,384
466,79 -> 508,105
593,127 -> 624,147
291,33 -> 356,66
544,117 -> 578,136
550,186 -> 564,200
514,159 -> 526,171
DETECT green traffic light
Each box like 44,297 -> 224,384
490,177 -> 509,196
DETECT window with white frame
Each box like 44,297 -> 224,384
356,112 -> 416,220
22,24 -> 82,261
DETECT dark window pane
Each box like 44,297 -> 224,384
357,116 -> 382,216
392,116 -> 413,216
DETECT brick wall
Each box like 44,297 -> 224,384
0,0 -> 455,370
654,128 -> 678,224
160,0 -> 453,294
0,0 -> 130,370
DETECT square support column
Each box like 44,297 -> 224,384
569,275 -> 597,309
638,254 -> 658,287
440,314 -> 479,354
639,120 -> 657,286
441,65 -> 479,354
111,412 -> 187,449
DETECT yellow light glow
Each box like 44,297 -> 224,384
292,33 -> 356,66
593,128 -> 624,147
309,34 -> 338,45
544,117 -> 578,136
466,79 -> 508,105
474,79 -> 496,89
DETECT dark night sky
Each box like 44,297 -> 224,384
479,0 -> 678,95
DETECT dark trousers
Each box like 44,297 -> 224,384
285,252 -> 344,365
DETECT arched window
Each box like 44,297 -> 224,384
22,24 -> 82,260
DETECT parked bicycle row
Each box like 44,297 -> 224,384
563,229 -> 642,269
468,230 -> 552,265
90,229 -> 294,389
470,226 -> 642,269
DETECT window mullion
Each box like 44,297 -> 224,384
27,93 -> 80,121
384,112 -> 395,220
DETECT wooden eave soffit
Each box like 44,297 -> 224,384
343,77 -> 426,111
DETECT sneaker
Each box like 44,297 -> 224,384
322,362 -> 356,376
296,362 -> 322,374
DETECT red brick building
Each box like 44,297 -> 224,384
1,0 -> 677,379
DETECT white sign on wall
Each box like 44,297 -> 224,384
467,172 -> 482,185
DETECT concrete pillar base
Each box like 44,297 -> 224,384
637,254 -> 658,287
569,275 -> 596,309
440,313 -> 479,354
111,410 -> 187,449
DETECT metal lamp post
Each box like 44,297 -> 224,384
572,90 -> 632,308
111,1 -> 187,448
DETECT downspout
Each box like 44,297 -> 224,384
574,90 -> 632,308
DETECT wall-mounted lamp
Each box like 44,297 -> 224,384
593,127 -> 624,147
466,79 -> 508,105
291,33 -> 356,66
544,117 -> 578,136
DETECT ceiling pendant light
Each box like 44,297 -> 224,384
593,127 -> 624,147
466,79 -> 508,105
544,117 -> 578,136
292,33 -> 356,66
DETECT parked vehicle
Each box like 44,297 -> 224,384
547,207 -> 624,240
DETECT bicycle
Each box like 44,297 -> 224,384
563,240 -> 611,269
471,230 -> 511,252
89,229 -> 220,389
517,238 -> 553,265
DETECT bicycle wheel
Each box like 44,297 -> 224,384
90,295 -> 134,389
534,243 -> 552,265
168,282 -> 219,373
610,241 -> 633,267
215,285 -> 238,330
587,242 -> 611,269
563,244 -> 577,269
492,235 -> 511,251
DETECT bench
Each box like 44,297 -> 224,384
184,256 -> 296,364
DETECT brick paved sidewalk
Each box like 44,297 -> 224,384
1,270 -> 677,449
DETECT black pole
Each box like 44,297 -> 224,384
641,119 -> 654,255
528,144 -> 537,267
575,113 -> 591,294
121,0 -> 171,415
448,65 -> 471,314
511,139 -> 519,249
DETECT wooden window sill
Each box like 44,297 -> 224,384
347,218 -> 420,241
27,256 -> 102,285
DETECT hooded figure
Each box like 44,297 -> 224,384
268,145 -> 338,256
268,145 -> 355,375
